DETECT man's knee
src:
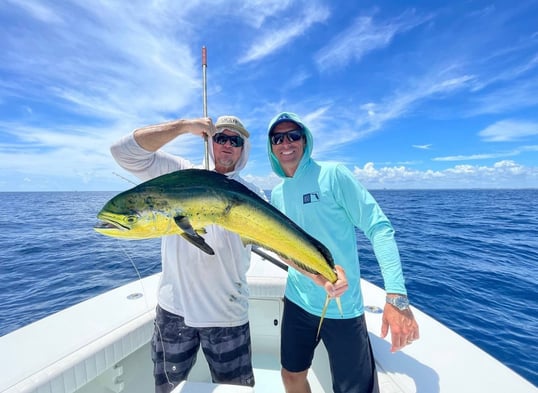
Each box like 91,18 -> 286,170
281,367 -> 310,391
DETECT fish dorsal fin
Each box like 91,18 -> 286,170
173,215 -> 215,255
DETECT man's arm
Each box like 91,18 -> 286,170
134,118 -> 214,152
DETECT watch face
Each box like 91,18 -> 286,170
396,298 -> 407,309
388,296 -> 409,310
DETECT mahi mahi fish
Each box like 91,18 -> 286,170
94,169 -> 342,332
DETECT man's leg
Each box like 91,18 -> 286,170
281,369 -> 312,393
321,314 -> 379,393
280,298 -> 320,393
199,322 -> 255,387
151,305 -> 200,393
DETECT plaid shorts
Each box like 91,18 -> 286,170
151,305 -> 255,393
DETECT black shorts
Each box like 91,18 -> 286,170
151,305 -> 254,393
281,297 -> 379,393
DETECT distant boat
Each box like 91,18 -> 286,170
1,248 -> 535,393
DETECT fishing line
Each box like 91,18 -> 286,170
110,176 -> 152,311
112,171 -> 138,186
110,176 -> 150,309
116,240 -> 175,389
116,241 -> 148,308
110,175 -> 175,389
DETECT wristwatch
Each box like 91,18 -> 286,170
386,294 -> 410,311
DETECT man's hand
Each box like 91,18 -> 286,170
310,265 -> 349,298
381,303 -> 420,352
188,117 -> 216,138
282,258 -> 349,298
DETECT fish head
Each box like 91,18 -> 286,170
94,187 -> 177,239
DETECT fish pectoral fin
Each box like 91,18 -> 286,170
174,216 -> 215,255
179,232 -> 215,255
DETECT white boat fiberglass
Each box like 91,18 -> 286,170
0,249 -> 535,393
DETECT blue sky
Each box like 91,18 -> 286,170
1,0 -> 538,191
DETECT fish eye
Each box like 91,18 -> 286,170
126,215 -> 138,224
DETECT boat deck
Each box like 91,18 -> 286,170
1,250 -> 535,393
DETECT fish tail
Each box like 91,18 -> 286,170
315,297 -> 344,341
316,295 -> 331,341
336,297 -> 343,317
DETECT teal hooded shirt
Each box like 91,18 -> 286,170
267,112 -> 407,318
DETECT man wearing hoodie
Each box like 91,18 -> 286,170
266,112 -> 420,393
111,116 -> 264,392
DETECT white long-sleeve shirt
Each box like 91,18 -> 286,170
111,133 -> 265,327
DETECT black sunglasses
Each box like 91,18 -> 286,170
213,133 -> 244,147
270,129 -> 304,145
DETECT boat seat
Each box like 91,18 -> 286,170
247,276 -> 286,299
171,380 -> 253,392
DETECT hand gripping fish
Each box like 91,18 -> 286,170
94,169 -> 342,336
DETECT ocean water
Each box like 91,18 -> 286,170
0,190 -> 537,387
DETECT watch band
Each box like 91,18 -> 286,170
386,294 -> 410,311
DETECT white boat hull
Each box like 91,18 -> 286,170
1,251 -> 535,393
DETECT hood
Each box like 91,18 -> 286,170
208,129 -> 251,180
266,111 -> 313,178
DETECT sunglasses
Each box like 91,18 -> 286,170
213,133 -> 244,148
270,129 -> 304,145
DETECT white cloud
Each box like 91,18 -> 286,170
3,1 -> 203,123
239,5 -> 330,64
6,0 -> 63,24
479,120 -> 538,142
468,76 -> 538,115
235,0 -> 294,28
434,151 -> 519,162
353,161 -> 538,189
244,172 -> 281,191
316,10 -> 432,71
341,71 -> 476,141
471,53 -> 538,92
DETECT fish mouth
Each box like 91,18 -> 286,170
94,212 -> 130,231
94,221 -> 129,231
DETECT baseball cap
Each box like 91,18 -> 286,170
215,115 -> 250,138
268,112 -> 304,135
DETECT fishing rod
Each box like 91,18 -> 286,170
251,246 -> 288,271
199,46 -> 286,272
202,46 -> 209,170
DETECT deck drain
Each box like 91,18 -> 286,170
364,305 -> 383,314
